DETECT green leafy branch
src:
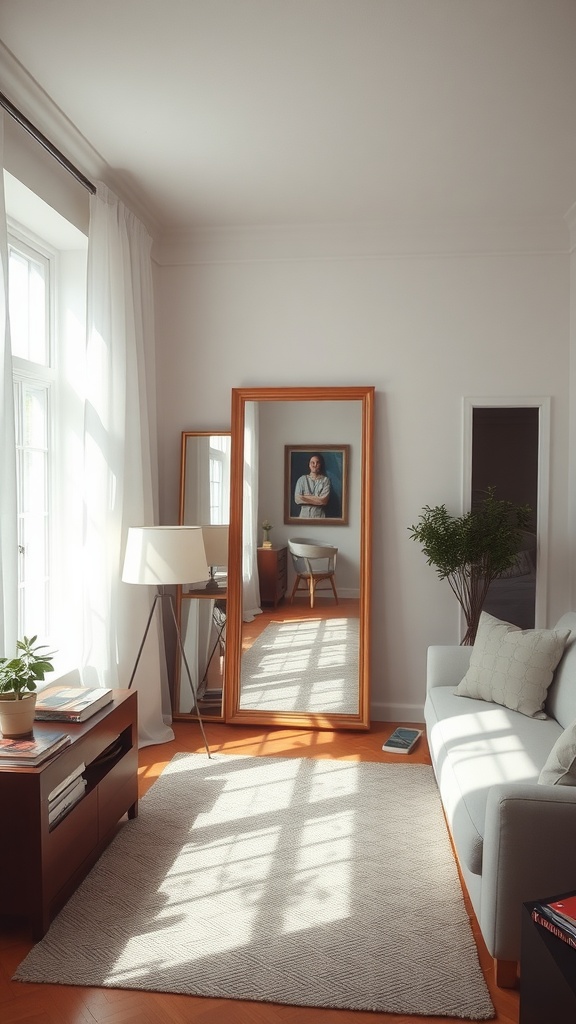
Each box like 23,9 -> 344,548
0,635 -> 56,699
408,488 -> 532,644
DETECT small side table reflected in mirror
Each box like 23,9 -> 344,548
257,546 -> 287,608
181,575 -> 227,718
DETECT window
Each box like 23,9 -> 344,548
209,434 -> 231,524
5,176 -> 88,675
9,236 -> 53,640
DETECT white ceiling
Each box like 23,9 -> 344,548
1,0 -> 576,234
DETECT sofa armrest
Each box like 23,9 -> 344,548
480,782 -> 576,961
426,645 -> 472,691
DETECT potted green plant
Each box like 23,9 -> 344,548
261,519 -> 273,548
0,635 -> 56,738
409,487 -> 532,645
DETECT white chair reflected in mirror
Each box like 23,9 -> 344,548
288,539 -> 339,609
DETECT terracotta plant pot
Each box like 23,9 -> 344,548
0,692 -> 37,738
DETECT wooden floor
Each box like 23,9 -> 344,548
242,596 -> 360,650
0,718 -> 520,1024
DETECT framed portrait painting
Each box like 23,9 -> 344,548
284,445 -> 350,525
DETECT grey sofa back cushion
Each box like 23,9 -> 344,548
545,614 -> 576,728
539,718 -> 576,785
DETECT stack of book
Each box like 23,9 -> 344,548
532,895 -> 576,951
34,686 -> 113,722
197,687 -> 223,716
47,761 -> 87,829
198,687 -> 223,705
0,730 -> 71,767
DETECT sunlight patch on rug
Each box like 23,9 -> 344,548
240,617 -> 359,713
14,753 -> 494,1019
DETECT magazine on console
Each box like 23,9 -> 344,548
35,686 -> 113,722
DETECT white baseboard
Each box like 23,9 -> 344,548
370,701 -> 425,724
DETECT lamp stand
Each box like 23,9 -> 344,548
127,588 -> 211,758
204,566 -> 220,592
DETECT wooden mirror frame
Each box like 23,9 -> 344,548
224,386 -> 374,730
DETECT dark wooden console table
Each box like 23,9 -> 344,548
520,896 -> 576,1023
0,689 -> 138,938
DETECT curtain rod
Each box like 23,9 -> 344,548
0,90 -> 96,195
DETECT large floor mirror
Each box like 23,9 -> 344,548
224,386 -> 374,730
173,431 -> 231,721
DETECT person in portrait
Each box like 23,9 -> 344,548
294,453 -> 331,517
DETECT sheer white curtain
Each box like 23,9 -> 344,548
82,183 -> 173,746
242,401 -> 262,622
0,115 -> 18,655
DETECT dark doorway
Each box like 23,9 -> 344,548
471,407 -> 539,628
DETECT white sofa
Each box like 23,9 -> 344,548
424,612 -> 576,987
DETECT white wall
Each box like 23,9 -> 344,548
568,204 -> 576,612
155,229 -> 572,721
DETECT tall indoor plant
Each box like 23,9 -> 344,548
409,488 -> 532,645
0,635 -> 55,737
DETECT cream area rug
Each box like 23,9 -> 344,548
240,617 -> 360,714
14,753 -> 494,1019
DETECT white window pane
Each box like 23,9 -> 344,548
21,515 -> 48,575
8,245 -> 48,365
29,264 -> 47,363
18,512 -> 49,639
22,582 -> 49,639
8,250 -> 29,358
20,452 -> 48,514
23,387 -> 48,449
209,459 -> 224,523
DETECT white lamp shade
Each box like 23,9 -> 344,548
122,526 -> 209,586
202,525 -> 229,568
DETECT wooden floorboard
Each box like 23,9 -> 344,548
0,718 -> 519,1024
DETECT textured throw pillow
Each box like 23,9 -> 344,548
539,720 -> 576,785
455,612 -> 571,719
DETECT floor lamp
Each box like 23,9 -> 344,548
122,526 -> 211,757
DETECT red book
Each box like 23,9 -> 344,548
532,909 -> 576,952
547,895 -> 576,929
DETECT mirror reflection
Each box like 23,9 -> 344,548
226,387 -> 374,730
173,431 -> 231,720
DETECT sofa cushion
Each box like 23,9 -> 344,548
539,719 -> 576,786
544,614 -> 576,728
454,612 -> 571,719
425,684 -> 562,874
